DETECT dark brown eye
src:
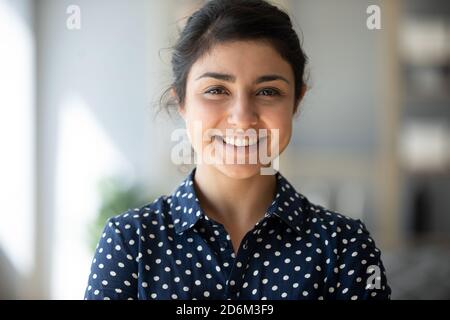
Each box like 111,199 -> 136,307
205,87 -> 227,95
258,88 -> 280,96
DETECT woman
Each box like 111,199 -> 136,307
85,0 -> 391,300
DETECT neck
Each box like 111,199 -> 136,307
193,165 -> 277,228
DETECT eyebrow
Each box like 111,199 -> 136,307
195,72 -> 290,85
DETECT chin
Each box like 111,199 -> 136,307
214,163 -> 266,180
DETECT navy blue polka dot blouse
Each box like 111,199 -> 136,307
84,168 -> 391,300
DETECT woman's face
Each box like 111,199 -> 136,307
179,40 -> 300,179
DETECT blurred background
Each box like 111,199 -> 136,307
0,0 -> 449,299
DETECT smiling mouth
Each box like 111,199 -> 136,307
212,135 -> 268,148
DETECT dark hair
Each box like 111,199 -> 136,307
160,0 -> 308,115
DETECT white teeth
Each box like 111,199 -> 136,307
221,136 -> 259,147
225,136 -> 235,146
235,138 -> 245,147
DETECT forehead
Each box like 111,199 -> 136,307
188,40 -> 294,82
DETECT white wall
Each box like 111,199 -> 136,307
35,0 -> 177,299
291,0 -> 381,152
0,0 -> 35,299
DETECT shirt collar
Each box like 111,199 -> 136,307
169,167 -> 309,235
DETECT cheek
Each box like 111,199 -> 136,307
184,104 -> 222,150
265,110 -> 293,146
185,94 -> 221,123
185,116 -> 205,152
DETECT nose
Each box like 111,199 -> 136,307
227,95 -> 258,128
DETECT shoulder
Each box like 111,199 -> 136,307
275,172 -> 369,244
101,194 -> 177,243
296,196 -> 378,254
303,202 -> 391,299
306,201 -> 368,237
85,195 -> 176,300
